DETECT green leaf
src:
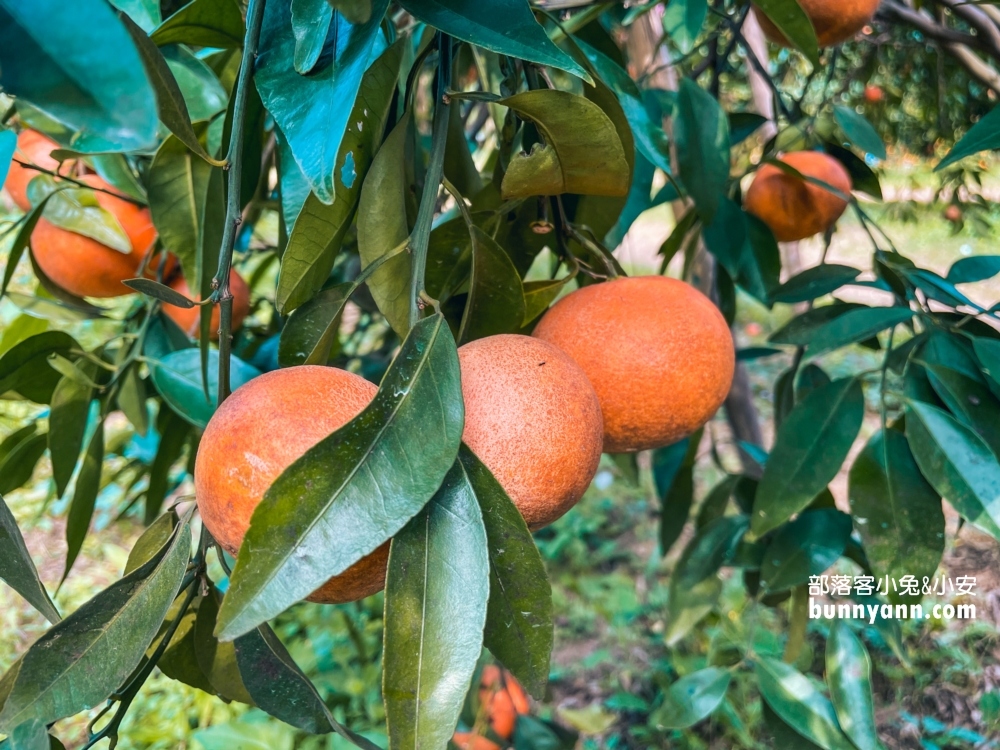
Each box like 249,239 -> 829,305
0,433 -> 48,496
0,130 -> 15,187
665,576 -> 721,647
117,365 -> 149,437
769,303 -> 864,346
89,153 -> 147,203
277,283 -> 351,367
946,256 -> 1000,284
0,0 -> 158,152
47,375 -> 93,498
0,331 -> 76,405
675,78 -> 730,223
384,458 -> 489,750
26,177 -> 131,254
937,103 -> 1000,171
0,495 -> 60,623
755,658 -> 855,750
0,514 -> 190,730
125,512 -> 177,575
2,201 -> 51,298
328,0 -> 372,24
194,590 -> 253,704
153,594 -> 216,695
674,515 -> 749,590
458,227 -> 526,343
163,46 -> 228,123
848,429 -> 944,605
834,106 -> 886,160
123,278 -> 195,308
291,0 -> 333,75
806,306 -> 912,356
499,90 -> 630,200
923,362 -> 1000,458
357,114 -> 413,336
770,265 -> 861,305
119,13 -> 220,165
760,509 -> 852,592
752,0 -> 820,65
61,423 -> 104,584
151,0 -> 245,48
652,667 -> 731,730
656,435 -> 700,556
276,37 -> 404,313
217,315 -> 464,640
6,719 -> 49,750
149,349 -> 261,430
972,336 -> 1000,391
400,0 -> 588,81
462,447 -> 552,698
906,400 -> 1000,540
826,623 -> 885,750
112,0 -> 161,33
256,0 -> 389,203
145,407 -> 192,524
662,0 -> 709,53
522,278 -> 571,327
751,378 -> 864,537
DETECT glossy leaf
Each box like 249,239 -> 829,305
923,362 -> 1000,458
463,447 -> 552,698
151,0 -> 244,48
2,201 -> 50,298
674,78 -> 730,223
0,495 -> 60,623
752,378 -> 864,537
458,227 -> 526,343
662,0 -> 709,54
61,423 -> 104,584
291,0 -> 333,74
0,0 -> 158,151
906,400 -> 1000,540
125,512 -> 177,575
770,264 -> 860,305
826,623 -> 885,750
149,349 -> 262,430
760,509 -> 852,592
217,315 -> 464,640
117,365 -> 149,437
946,255 -> 1000,284
848,429 -> 944,604
256,0 -> 389,203
769,303 -> 864,346
674,515 -> 749,590
652,668 -> 731,730
755,658 -> 855,750
937,103 -> 1000,171
752,0 -> 820,65
972,336 -> 1000,391
0,433 -> 47,496
384,458 -> 489,750
163,46 -> 228,122
153,594 -> 216,695
26,177 -> 131,254
834,106 -> 887,160
0,515 -> 190,730
194,590 -> 253,704
400,0 -> 587,80
0,331 -> 76,405
278,283 -> 351,367
357,115 -> 413,336
276,38 -> 404,313
499,90 -> 630,200
806,307 -> 912,356
123,278 -> 195,308
47,375 -> 92,498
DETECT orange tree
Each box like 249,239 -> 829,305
0,0 -> 999,748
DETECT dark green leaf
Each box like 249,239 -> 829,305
923,362 -> 1000,458
123,278 -> 196,308
770,264 -> 860,305
906,400 -> 1000,540
0,434 -> 47,496
458,227 -> 526,343
400,0 -> 587,80
62,423 -> 104,584
0,0 -> 158,152
806,307 -> 912,356
752,378 -> 864,537
662,0 -> 709,53
2,201 -> 50,298
217,315 -> 464,640
752,0 -> 820,65
26,177 -> 131,253
946,255 -> 1000,284
769,303 -> 864,346
657,435 -> 700,556
974,336 -> 1000,391
163,45 -> 228,122
834,106 -> 886,160
665,576 -> 721,647
826,623 -> 885,750
848,429 -> 944,604
384,458 -> 489,750
0,331 -> 76,405
146,407 -> 191,524
125,512 -> 177,575
652,668 -> 731,730
150,349 -> 261,430
760,509 -> 851,592
522,278 -> 570,327
194,590 -> 253,704
936,103 -> 1000,171
256,0 -> 389,203
675,515 -> 749,589
0,495 -> 60,623
0,514 -> 190,730
755,658 -> 855,750
117,365 -> 149,437
151,0 -> 244,48
463,447 -> 552,698
47,375 -> 92,498
729,112 -> 768,145
674,79 -> 730,223
154,594 -> 216,695
499,90 -> 630,200
328,0 -> 372,24
278,283 -> 351,367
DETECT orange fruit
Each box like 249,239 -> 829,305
452,734 -> 501,750
3,130 -> 64,211
478,665 -> 530,740
30,174 -> 166,298
194,365 -> 389,603
864,84 -> 884,104
458,334 -> 603,530
744,151 -> 852,242
533,276 -> 734,453
752,0 -> 879,48
162,269 -> 251,340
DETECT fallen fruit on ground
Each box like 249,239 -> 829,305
3,130 -> 65,210
194,365 -> 389,603
452,733 -> 502,750
478,665 -> 530,740
744,150 -> 853,242
162,269 -> 251,339
752,0 -> 879,48
533,275 -> 734,453
458,334 -> 603,530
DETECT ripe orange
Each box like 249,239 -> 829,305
533,276 -> 734,453
752,0 -> 879,48
30,174 -> 165,298
864,84 -> 884,104
162,269 -> 251,339
3,130 -> 64,211
478,665 -> 530,740
458,334 -> 603,530
452,734 -> 501,750
194,365 -> 389,603
744,151 -> 852,242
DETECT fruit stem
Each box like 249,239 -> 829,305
408,33 -> 453,331
211,0 -> 267,405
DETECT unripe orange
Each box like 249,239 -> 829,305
194,366 -> 389,603
478,665 -> 530,740
752,0 -> 879,48
4,130 -> 64,210
162,269 -> 251,339
452,734 -> 501,750
458,335 -> 603,530
533,276 -> 734,453
744,151 -> 852,242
